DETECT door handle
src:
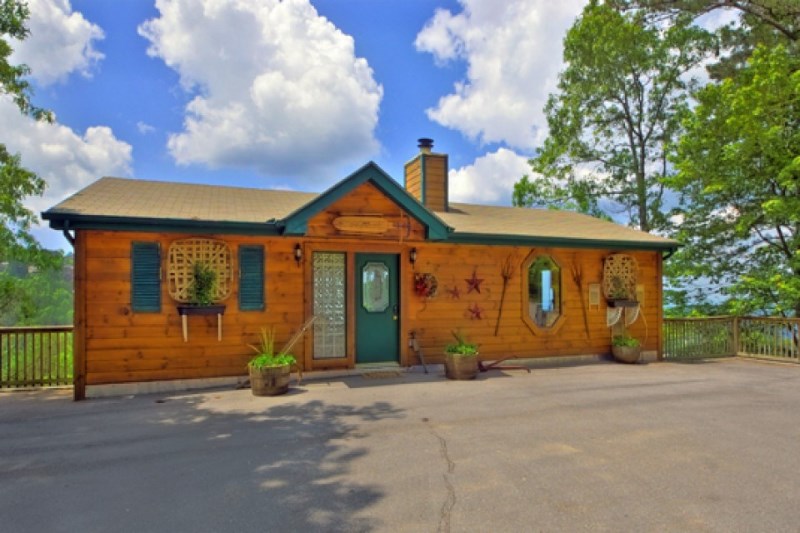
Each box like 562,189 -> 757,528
392,303 -> 399,320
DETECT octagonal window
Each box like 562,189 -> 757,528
527,255 -> 561,329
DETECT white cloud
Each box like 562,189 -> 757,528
449,148 -> 530,205
9,0 -> 104,85
137,121 -> 155,135
138,0 -> 383,180
0,97 -> 132,222
415,0 -> 584,150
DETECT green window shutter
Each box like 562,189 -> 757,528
131,242 -> 161,312
239,245 -> 265,311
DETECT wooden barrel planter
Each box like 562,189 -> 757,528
249,364 -> 292,396
444,353 -> 479,380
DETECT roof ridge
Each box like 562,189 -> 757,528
94,176 -> 319,196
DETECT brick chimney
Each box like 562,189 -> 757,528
404,138 -> 448,212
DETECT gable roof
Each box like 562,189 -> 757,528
42,166 -> 678,251
280,162 -> 450,240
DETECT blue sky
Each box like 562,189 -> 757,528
4,0 -> 588,249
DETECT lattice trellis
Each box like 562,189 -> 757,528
602,254 -> 638,301
167,238 -> 233,303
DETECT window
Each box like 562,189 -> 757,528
525,254 -> 562,330
239,245 -> 265,311
362,262 -> 390,312
131,242 -> 161,312
313,252 -> 346,359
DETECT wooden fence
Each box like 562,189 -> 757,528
663,316 -> 800,362
0,326 -> 73,388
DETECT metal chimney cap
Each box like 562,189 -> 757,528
417,138 -> 434,150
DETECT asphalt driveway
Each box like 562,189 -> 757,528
2,358 -> 800,532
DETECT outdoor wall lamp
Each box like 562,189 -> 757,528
409,247 -> 418,265
294,243 -> 303,266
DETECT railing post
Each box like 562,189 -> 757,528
732,316 -> 739,356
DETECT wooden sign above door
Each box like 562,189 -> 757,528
332,214 -> 392,235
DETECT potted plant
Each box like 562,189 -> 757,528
444,330 -> 479,380
607,275 -> 637,307
247,327 -> 297,396
611,333 -> 641,364
177,261 -> 226,316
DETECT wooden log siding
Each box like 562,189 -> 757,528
405,245 -> 661,360
81,230 -> 304,386
77,225 -> 663,386
1,326 -> 73,388
404,158 -> 422,203
306,181 -> 427,241
422,155 -> 448,212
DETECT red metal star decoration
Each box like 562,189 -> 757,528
465,269 -> 484,294
468,303 -> 484,320
447,285 -> 461,299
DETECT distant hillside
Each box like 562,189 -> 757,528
0,254 -> 73,326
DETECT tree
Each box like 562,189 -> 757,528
0,253 -> 73,326
1,0 -> 60,321
614,1 -> 799,78
513,1 -> 711,232
667,45 -> 800,316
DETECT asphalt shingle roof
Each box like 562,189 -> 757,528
44,176 -> 677,249
438,203 -> 676,247
47,177 -> 317,222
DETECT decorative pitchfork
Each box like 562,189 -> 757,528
494,255 -> 515,336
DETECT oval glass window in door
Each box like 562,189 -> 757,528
362,262 -> 390,312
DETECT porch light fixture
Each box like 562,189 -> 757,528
409,247 -> 418,265
294,243 -> 303,266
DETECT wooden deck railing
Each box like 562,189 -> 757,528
663,316 -> 736,360
738,317 -> 800,360
663,316 -> 800,362
0,326 -> 73,388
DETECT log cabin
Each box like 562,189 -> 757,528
43,139 -> 678,399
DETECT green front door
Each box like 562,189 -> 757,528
355,253 -> 399,363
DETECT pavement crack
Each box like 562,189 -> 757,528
428,424 -> 456,533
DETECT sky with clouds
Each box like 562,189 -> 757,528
3,0 -> 588,249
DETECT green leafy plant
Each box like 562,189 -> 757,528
247,327 -> 296,369
609,276 -> 629,300
612,334 -> 640,348
188,261 -> 217,306
445,330 -> 479,356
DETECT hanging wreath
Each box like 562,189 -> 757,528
414,273 -> 439,298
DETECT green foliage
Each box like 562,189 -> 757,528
0,252 -> 72,325
514,1 -> 712,233
248,352 -> 296,369
1,0 -> 61,325
187,261 -> 217,306
667,44 -> 800,316
445,330 -> 478,356
612,334 -> 640,347
611,1 -> 799,79
247,327 -> 296,368
0,0 -> 51,121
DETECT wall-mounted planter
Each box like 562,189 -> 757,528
608,299 -> 639,308
176,304 -> 226,342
